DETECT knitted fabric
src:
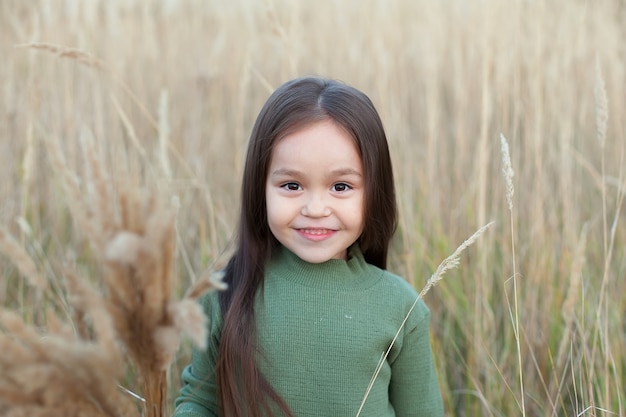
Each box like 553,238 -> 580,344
174,245 -> 443,417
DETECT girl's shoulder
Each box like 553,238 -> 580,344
366,263 -> 417,297
371,267 -> 431,322
198,289 -> 224,327
198,287 -> 220,306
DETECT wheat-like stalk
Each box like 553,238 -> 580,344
14,42 -> 107,70
500,132 -> 525,416
590,55 -> 625,413
594,57 -> 608,150
96,185 -> 218,417
158,89 -> 173,180
0,278 -> 139,417
1,128 -> 226,416
356,221 -> 495,416
500,133 -> 515,211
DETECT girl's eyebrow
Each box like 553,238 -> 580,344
329,168 -> 362,177
269,168 -> 302,177
269,168 -> 362,177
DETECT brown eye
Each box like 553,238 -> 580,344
282,182 -> 301,191
332,183 -> 351,192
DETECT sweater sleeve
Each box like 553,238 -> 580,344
389,300 -> 444,417
172,293 -> 221,417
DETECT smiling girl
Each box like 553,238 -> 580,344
173,76 -> 443,417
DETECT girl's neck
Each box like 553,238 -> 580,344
268,244 -> 380,291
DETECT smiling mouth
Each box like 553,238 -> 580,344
296,228 -> 336,241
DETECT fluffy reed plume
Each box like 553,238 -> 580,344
356,221 -> 495,417
0,130 -> 225,416
86,190 -> 219,417
101,193 -> 225,417
500,133 -> 515,211
0,272 -> 138,417
65,138 -> 224,416
5,43 -> 226,416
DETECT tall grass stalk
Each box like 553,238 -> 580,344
356,221 -> 494,417
2,1 -> 625,414
589,56 -> 625,414
500,132 -> 524,416
1,135 -> 226,416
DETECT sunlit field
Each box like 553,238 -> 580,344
1,0 -> 624,416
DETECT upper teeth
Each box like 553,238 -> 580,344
303,229 -> 327,234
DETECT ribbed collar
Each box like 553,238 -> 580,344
267,244 -> 382,291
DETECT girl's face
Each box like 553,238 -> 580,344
265,120 -> 365,263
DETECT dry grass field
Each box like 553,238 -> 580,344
1,0 -> 625,416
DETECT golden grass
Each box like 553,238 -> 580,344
358,221 -> 495,416
1,0 -> 625,415
1,128 -> 225,416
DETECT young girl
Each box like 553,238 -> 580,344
173,77 -> 443,417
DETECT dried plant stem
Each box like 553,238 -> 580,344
500,133 -> 525,416
593,57 -> 610,319
356,221 -> 495,417
556,224 -> 588,370
589,56 -> 625,412
505,197 -> 525,416
143,370 -> 167,417
587,57 -> 608,408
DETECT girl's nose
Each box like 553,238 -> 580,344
301,193 -> 331,217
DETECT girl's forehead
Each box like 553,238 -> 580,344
268,120 -> 363,170
274,119 -> 358,150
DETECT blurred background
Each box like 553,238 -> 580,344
1,1 -> 624,416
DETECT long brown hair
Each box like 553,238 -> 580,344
217,76 -> 398,416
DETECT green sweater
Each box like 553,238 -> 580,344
173,245 -> 443,417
